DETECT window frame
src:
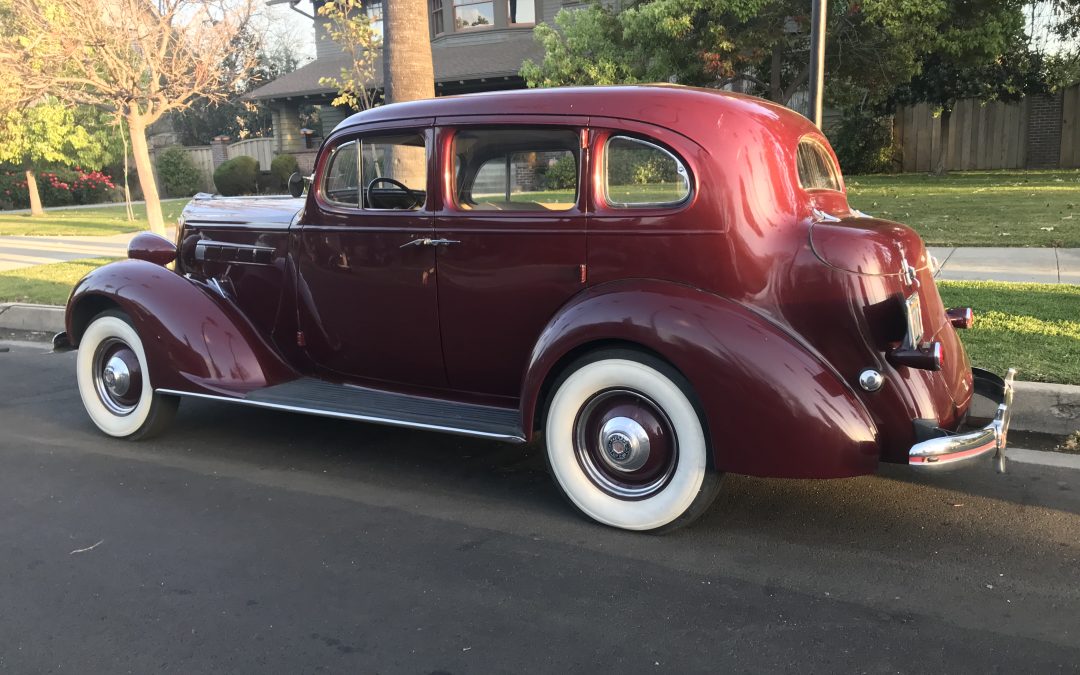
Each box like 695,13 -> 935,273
601,134 -> 693,210
430,0 -> 445,35
795,136 -> 843,193
316,126 -> 433,215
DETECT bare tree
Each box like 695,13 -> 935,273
0,0 -> 258,235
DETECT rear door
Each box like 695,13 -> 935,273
432,118 -> 589,397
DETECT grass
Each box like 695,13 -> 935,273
846,170 -> 1080,247
0,257 -> 118,305
0,200 -> 187,236
937,280 -> 1080,385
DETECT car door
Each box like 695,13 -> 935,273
296,122 -> 448,389
432,119 -> 589,398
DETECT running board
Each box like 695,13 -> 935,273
157,378 -> 526,442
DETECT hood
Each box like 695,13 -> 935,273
809,216 -> 930,276
180,194 -> 305,227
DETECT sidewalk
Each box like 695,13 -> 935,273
928,247 -> 1079,284
0,229 -> 177,272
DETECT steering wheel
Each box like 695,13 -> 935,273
365,177 -> 421,209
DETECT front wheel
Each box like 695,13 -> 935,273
544,351 -> 722,532
76,310 -> 178,439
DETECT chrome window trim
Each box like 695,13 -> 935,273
602,135 -> 692,209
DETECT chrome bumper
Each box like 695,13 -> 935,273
909,367 -> 1016,471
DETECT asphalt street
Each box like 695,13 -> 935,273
1,339 -> 1078,674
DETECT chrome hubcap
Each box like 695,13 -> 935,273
574,389 -> 679,500
102,356 -> 131,398
92,337 -> 141,416
598,417 -> 651,472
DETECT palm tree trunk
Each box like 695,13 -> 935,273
382,0 -> 435,105
125,113 -> 166,236
24,168 -> 44,217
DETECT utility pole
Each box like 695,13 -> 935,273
808,0 -> 827,128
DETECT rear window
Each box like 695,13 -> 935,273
796,139 -> 841,191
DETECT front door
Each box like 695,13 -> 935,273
433,121 -> 589,397
297,125 -> 447,389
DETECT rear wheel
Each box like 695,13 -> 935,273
76,310 -> 178,439
544,350 -> 722,532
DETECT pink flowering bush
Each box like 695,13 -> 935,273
0,167 -> 122,210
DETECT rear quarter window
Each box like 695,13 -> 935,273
604,136 -> 691,208
796,139 -> 842,192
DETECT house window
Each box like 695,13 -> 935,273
453,0 -> 493,29
431,0 -> 445,35
365,0 -> 383,38
507,0 -> 534,24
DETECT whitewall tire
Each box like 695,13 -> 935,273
544,350 -> 722,532
76,310 -> 178,439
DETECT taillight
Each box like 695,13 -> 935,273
946,307 -> 974,329
887,341 -> 943,371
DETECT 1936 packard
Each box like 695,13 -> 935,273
59,85 -> 1015,531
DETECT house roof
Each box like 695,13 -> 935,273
246,30 -> 543,101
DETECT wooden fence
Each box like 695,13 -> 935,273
152,137 -> 277,194
894,83 -> 1080,172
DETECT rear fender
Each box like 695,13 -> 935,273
522,280 -> 880,478
66,259 -> 296,396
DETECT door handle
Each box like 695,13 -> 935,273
400,238 -> 461,248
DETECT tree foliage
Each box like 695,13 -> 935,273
318,0 -> 382,111
522,0 -> 1040,111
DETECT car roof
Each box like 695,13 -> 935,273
335,84 -> 818,146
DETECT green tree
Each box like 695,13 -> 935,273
318,0 -> 382,111
0,99 -> 116,215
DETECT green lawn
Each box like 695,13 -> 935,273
938,280 -> 1080,385
0,257 -> 118,305
0,200 -> 187,236
846,170 -> 1080,247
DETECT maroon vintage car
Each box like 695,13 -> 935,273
59,85 -> 1014,531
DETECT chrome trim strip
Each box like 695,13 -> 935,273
909,367 -> 1015,471
155,388 -> 527,443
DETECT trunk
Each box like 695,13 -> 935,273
24,168 -> 44,217
126,113 -> 166,236
382,0 -> 434,105
934,109 -> 951,176
769,43 -> 782,102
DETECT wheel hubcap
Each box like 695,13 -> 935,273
92,338 -> 142,416
574,389 -> 678,500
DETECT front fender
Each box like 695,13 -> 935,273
66,259 -> 296,396
522,280 -> 880,479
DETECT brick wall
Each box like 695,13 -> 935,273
1026,93 -> 1063,169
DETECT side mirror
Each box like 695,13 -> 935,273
288,171 -> 306,198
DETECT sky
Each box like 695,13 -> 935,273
260,0 -> 319,63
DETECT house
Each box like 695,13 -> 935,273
247,0 -> 553,170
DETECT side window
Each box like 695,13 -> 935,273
361,131 -> 427,210
453,128 -> 578,212
796,139 -> 841,191
604,136 -> 690,208
323,140 -> 359,206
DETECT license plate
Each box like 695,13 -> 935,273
905,293 -> 924,347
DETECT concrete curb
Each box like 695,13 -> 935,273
1,302 -> 1078,436
0,303 -> 64,333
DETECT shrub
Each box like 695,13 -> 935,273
270,154 -> 300,192
540,153 -> 577,190
0,167 -> 120,209
213,155 -> 260,196
827,109 -> 899,175
156,146 -> 205,197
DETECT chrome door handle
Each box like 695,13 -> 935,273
400,238 -> 460,248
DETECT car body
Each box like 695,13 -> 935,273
60,85 -> 1014,531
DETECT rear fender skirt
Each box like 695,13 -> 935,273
522,280 -> 881,479
66,259 -> 297,396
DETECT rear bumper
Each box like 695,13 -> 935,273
909,367 -> 1016,469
